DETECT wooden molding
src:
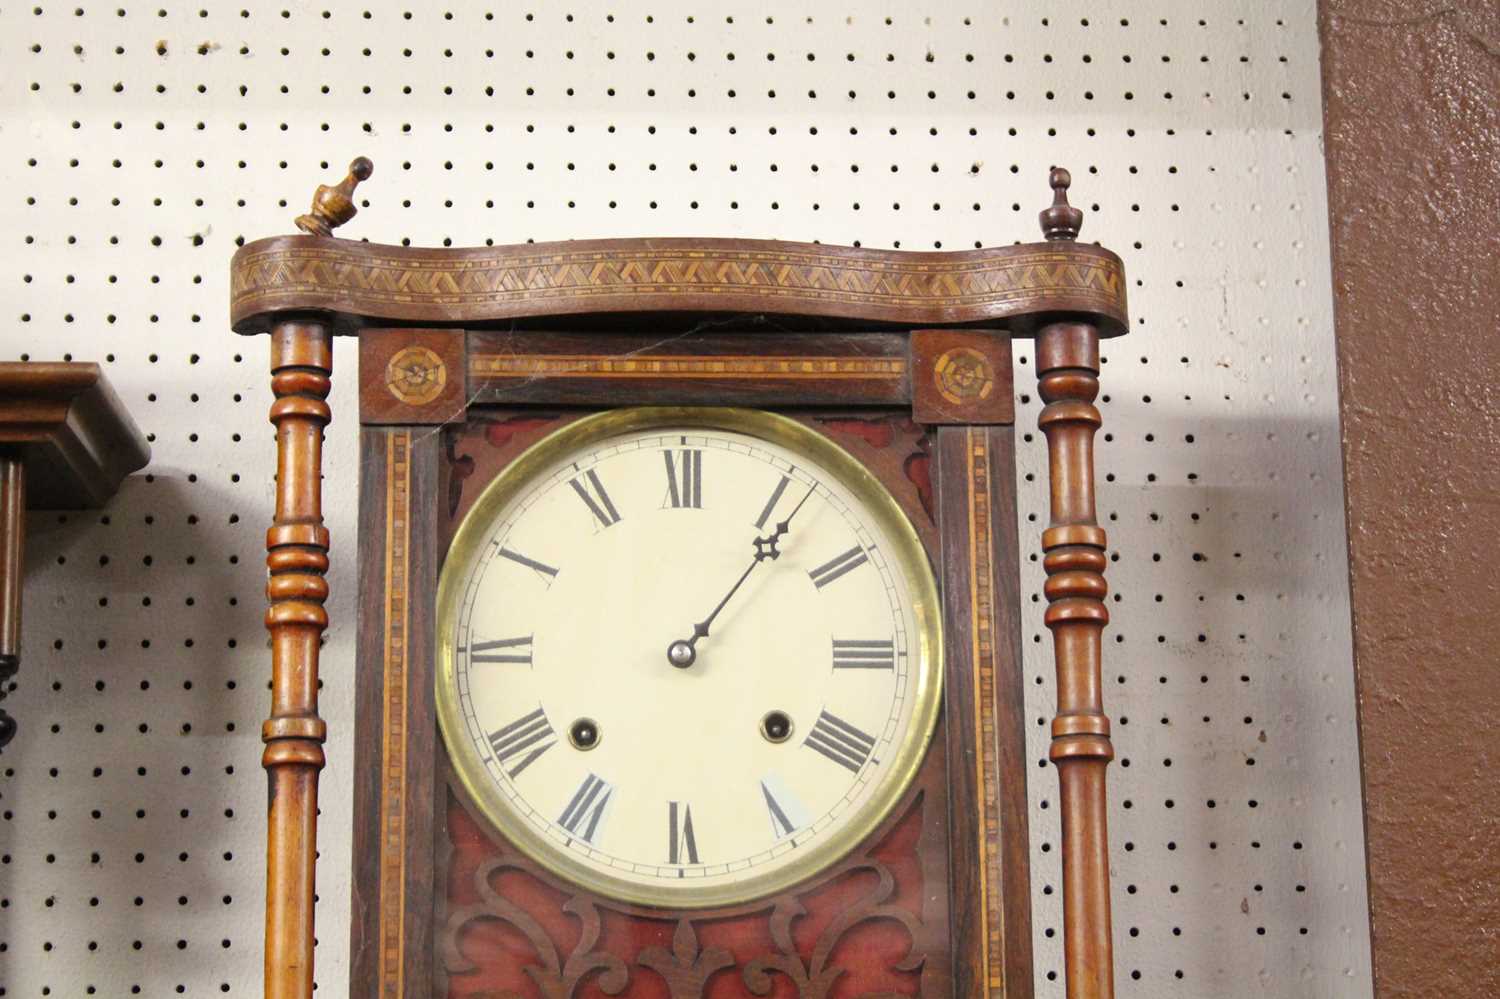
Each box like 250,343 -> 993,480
936,425 -> 1034,997
462,330 -> 912,410
0,362 -> 147,751
230,235 -> 1127,335
376,429 -> 413,996
0,362 -> 149,509
351,426 -> 441,998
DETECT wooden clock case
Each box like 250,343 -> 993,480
230,160 -> 1126,999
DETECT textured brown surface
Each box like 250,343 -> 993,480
1320,3 -> 1500,995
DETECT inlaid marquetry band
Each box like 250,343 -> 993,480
378,430 -> 413,998
230,236 -> 1128,333
469,353 -> 906,381
965,428 -> 1007,994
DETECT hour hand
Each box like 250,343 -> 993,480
752,532 -> 782,562
750,483 -> 818,562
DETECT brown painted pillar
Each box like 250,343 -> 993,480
1320,3 -> 1500,995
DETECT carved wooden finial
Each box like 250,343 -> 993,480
294,156 -> 374,237
1038,166 -> 1084,241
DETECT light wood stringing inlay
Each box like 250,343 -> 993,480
966,428 -> 1006,994
378,430 -> 412,998
468,353 -> 906,380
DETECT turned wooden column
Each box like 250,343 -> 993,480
249,157 -> 370,999
262,320 -> 333,999
1035,170 -> 1115,999
0,457 -> 23,750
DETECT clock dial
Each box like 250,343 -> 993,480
436,408 -> 942,908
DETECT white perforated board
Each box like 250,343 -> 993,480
0,1 -> 1375,996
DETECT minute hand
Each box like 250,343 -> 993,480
666,483 -> 818,669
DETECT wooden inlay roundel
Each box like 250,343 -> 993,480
933,347 -> 995,405
385,345 -> 448,406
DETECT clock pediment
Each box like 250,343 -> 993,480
230,233 -> 1127,336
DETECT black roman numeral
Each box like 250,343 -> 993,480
558,773 -> 612,843
761,782 -> 796,839
569,469 -> 622,529
487,706 -> 556,778
497,547 -> 560,586
831,638 -> 894,670
663,449 -> 702,509
804,710 -> 876,773
754,475 -> 791,529
667,801 -> 700,864
808,545 -> 868,589
470,635 -> 533,665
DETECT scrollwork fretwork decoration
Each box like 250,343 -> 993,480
743,859 -> 927,999
637,918 -> 735,998
443,856 -> 630,999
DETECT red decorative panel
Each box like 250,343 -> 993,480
439,735 -> 951,999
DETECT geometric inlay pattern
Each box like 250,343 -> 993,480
231,236 -> 1128,333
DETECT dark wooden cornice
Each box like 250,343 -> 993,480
0,362 -> 151,508
229,234 -> 1128,336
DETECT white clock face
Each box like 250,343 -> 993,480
436,408 -> 941,908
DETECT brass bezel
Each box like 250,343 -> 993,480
435,407 -> 943,910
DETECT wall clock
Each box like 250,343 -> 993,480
230,159 -> 1127,999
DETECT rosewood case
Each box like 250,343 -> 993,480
230,161 -> 1127,999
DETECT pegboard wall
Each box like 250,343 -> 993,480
0,1 -> 1375,996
